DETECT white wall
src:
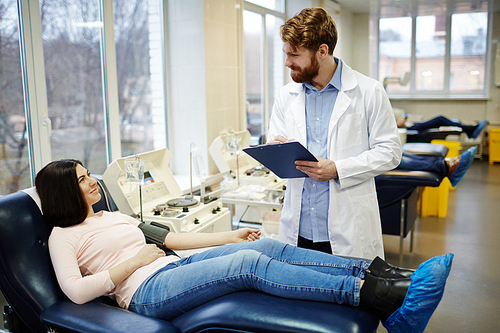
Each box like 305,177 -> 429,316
204,0 -> 244,174
167,0 -> 243,176
351,13 -> 369,76
486,10 -> 500,126
168,0 -> 207,175
328,2 -> 352,66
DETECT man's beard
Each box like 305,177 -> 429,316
290,54 -> 319,83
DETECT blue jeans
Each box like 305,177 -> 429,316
407,115 -> 474,136
397,152 -> 448,177
128,238 -> 368,321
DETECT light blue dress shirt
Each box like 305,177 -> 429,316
299,58 -> 342,242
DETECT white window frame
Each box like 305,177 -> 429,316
17,0 -> 52,180
17,0 -> 169,183
371,0 -> 493,100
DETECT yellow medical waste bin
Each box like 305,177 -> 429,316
489,128 -> 500,164
432,140 -> 461,158
420,140 -> 461,218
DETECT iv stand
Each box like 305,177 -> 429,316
236,153 -> 240,185
190,144 -> 194,197
139,184 -> 143,222
190,143 -> 206,200
125,155 -> 145,222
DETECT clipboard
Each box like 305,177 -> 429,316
243,141 -> 318,179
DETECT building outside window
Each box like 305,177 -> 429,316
40,0 -> 108,173
113,0 -> 167,157
374,0 -> 490,98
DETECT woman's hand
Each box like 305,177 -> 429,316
109,244 -> 165,287
165,228 -> 261,250
232,228 -> 261,243
134,244 -> 166,266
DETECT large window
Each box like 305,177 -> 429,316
379,16 -> 412,94
38,0 -> 167,175
113,0 -> 166,157
0,0 -> 169,196
450,12 -> 488,92
243,1 -> 285,145
0,0 -> 30,194
374,0 -> 490,98
40,0 -> 107,173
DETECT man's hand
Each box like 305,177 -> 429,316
269,135 -> 294,144
295,157 -> 338,181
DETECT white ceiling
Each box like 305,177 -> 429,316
335,0 -> 371,14
335,0 -> 500,14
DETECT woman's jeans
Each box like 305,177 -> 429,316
408,115 -> 474,136
128,238 -> 368,321
397,152 -> 448,177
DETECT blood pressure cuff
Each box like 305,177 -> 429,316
138,222 -> 179,258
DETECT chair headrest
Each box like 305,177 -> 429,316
22,187 -> 42,212
20,180 -> 118,216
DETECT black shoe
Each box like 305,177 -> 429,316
368,256 -> 415,279
360,272 -> 411,321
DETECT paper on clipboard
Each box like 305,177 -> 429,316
243,141 -> 318,179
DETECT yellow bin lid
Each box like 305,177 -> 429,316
431,139 -> 461,148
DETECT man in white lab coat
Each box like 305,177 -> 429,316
268,7 -> 402,259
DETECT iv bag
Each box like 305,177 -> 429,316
225,133 -> 241,155
125,157 -> 145,185
191,144 -> 207,181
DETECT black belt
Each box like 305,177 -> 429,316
297,236 -> 332,254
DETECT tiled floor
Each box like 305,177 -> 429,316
2,159 -> 499,332
378,159 -> 500,332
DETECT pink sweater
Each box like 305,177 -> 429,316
48,211 -> 178,308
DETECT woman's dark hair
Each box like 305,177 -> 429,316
280,7 -> 338,55
35,159 -> 89,227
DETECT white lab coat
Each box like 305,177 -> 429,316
268,62 -> 402,259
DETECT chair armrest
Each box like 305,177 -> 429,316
41,300 -> 178,333
403,143 -> 449,157
376,170 -> 442,188
406,128 -> 462,143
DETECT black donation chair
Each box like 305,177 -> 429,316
375,143 -> 447,264
406,128 -> 462,143
0,185 -> 379,333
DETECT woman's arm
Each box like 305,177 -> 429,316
50,233 -> 114,304
164,228 -> 261,250
50,228 -> 165,304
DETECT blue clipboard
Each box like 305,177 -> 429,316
243,141 -> 318,179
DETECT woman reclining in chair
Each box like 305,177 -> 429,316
35,159 -> 454,333
396,114 -> 487,140
397,146 -> 477,187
